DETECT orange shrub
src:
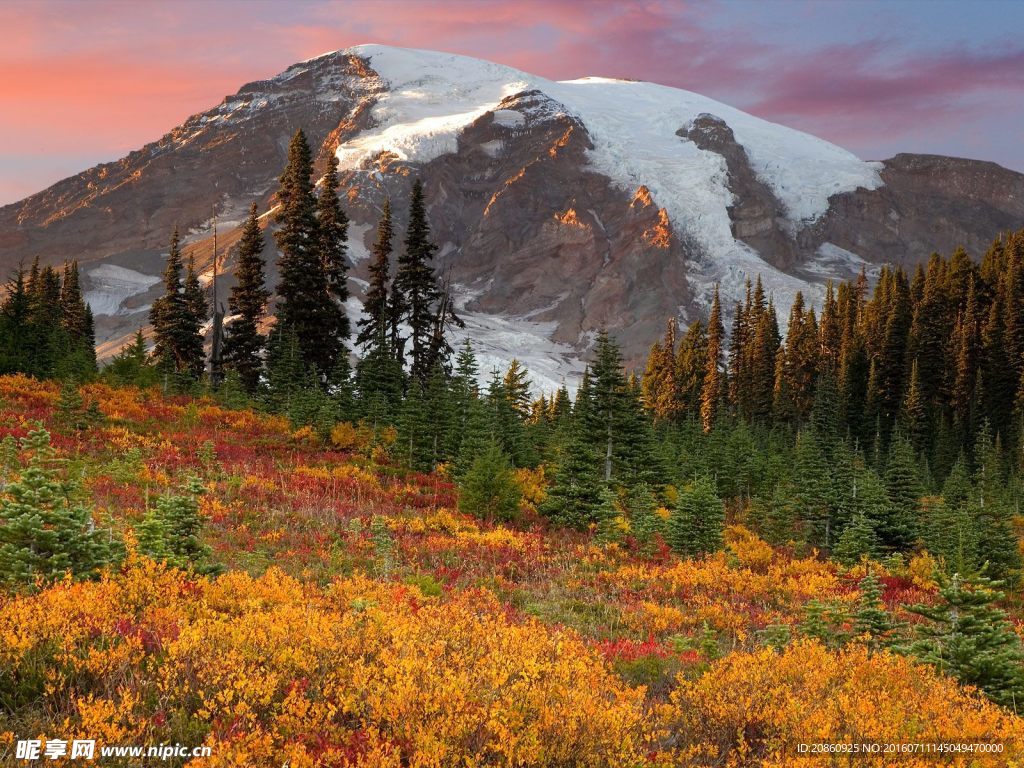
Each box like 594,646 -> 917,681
667,640 -> 1023,766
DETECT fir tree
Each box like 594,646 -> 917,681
0,427 -> 113,588
642,318 -> 680,422
853,571 -> 898,653
539,422 -> 605,530
667,476 -> 723,557
223,203 -> 270,394
150,228 -> 205,381
318,153 -> 351,349
883,435 -> 923,549
458,440 -> 522,523
394,179 -> 442,384
676,319 -> 708,419
138,478 -> 216,574
700,287 -> 725,433
356,199 -> 394,351
587,330 -> 628,482
272,129 -> 336,379
103,331 -> 158,388
833,510 -> 878,565
904,573 -> 1024,709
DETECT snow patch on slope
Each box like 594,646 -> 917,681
85,265 -> 160,317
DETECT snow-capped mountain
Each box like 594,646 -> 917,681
3,44 -> 1023,390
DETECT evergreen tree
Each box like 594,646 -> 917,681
700,288 -> 725,432
272,128 -> 336,379
539,422 -> 605,530
458,440 -> 522,523
318,153 -> 351,348
904,573 -> 1024,709
356,199 -> 394,351
394,179 -> 442,384
0,268 -> 32,374
150,228 -> 204,381
899,359 -> 929,454
791,428 -> 833,548
137,478 -> 216,574
587,330 -> 629,482
642,318 -> 680,422
223,203 -> 270,394
750,482 -> 799,546
503,359 -> 532,418
883,435 -> 923,549
833,510 -> 878,565
624,482 -> 663,546
923,496 -> 979,576
667,476 -> 723,557
0,427 -> 113,588
103,331 -> 158,388
853,571 -> 898,653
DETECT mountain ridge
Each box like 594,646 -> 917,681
2,44 -> 1022,390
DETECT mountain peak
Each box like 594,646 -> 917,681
2,45 -> 1022,390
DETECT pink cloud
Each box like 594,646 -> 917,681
1,0 -> 1022,205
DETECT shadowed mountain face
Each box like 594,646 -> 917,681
2,45 -> 1022,386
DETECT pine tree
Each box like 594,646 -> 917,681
272,128 -> 336,379
356,199 -> 394,351
700,288 -> 725,433
394,179 -> 442,384
318,153 -> 350,349
587,330 -> 628,482
223,203 -> 270,394
667,476 -> 723,557
676,319 -> 708,420
539,422 -> 605,530
904,573 -> 1024,709
853,571 -> 898,653
0,426 -> 113,588
458,440 -> 522,523
883,435 -> 923,549
150,228 -> 204,380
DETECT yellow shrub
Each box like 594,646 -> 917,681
668,640 -> 1023,766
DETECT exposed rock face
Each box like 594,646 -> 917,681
679,114 -> 797,271
1,45 -> 1021,385
799,154 -> 1024,266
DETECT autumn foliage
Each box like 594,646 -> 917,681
1,374 -> 1022,766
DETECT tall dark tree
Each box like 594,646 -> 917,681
700,287 -> 725,433
394,179 -> 442,384
272,129 -> 336,379
223,203 -> 270,393
318,154 -> 351,349
356,199 -> 394,351
150,228 -> 204,380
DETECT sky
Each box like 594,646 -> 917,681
2,0 -> 1023,206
